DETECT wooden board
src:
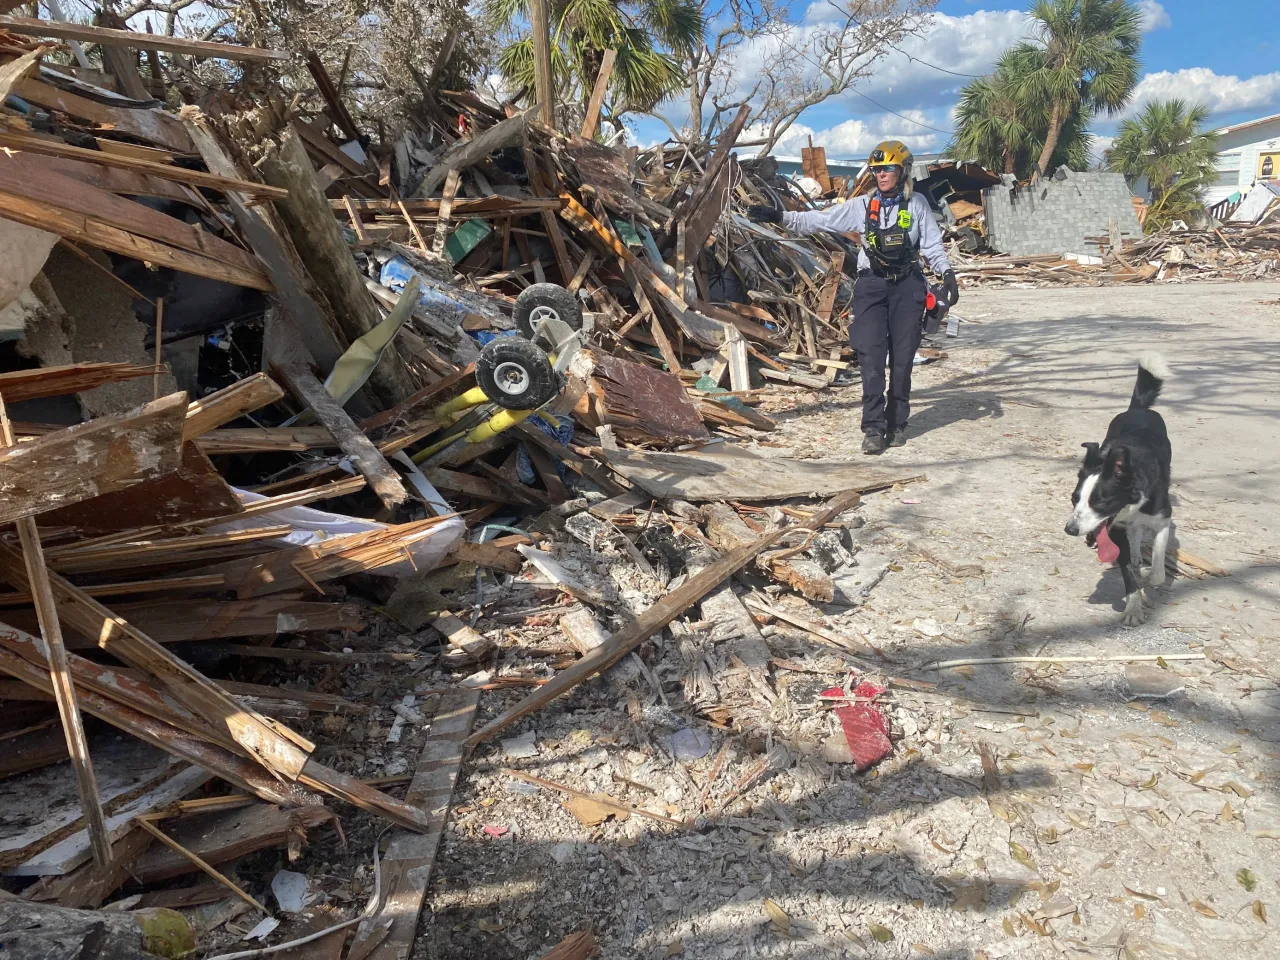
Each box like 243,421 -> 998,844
132,804 -> 333,883
0,151 -> 267,281
603,447 -> 912,502
0,393 -> 186,525
14,77 -> 196,153
347,689 -> 479,960
57,599 -> 363,647
0,363 -> 154,403
42,442 -> 243,534
0,16 -> 288,61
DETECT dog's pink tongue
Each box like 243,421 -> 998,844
1095,525 -> 1120,564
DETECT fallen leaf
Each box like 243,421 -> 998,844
868,923 -> 894,943
1190,770 -> 1208,784
1134,904 -> 1146,920
763,898 -> 790,935
1224,782 -> 1253,798
1150,711 -> 1179,727
1002,917 -> 1018,937
482,824 -> 508,838
1072,763 -> 1094,774
1139,773 -> 1159,790
1190,900 -> 1220,918
1220,801 -> 1238,823
1009,841 -> 1036,870
1237,868 -> 1258,893
1123,885 -> 1161,901
476,917 -> 505,932
1252,900 -> 1267,923
912,943 -> 936,956
1156,656 -> 1169,669
564,794 -> 629,827
665,940 -> 684,957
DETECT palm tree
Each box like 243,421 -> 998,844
949,48 -> 1094,179
489,0 -> 704,125
950,50 -> 1043,174
1107,99 -> 1220,231
1014,0 -> 1142,177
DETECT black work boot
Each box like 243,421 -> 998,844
887,427 -> 907,448
862,430 -> 886,455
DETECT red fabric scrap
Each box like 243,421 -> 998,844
823,682 -> 892,771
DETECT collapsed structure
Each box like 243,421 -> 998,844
0,17 -> 1272,960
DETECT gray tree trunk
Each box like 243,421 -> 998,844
0,899 -> 196,959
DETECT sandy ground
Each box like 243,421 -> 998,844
418,281 -> 1280,960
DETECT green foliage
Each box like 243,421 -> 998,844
490,0 -> 704,119
947,0 -> 1140,178
1108,98 -> 1220,231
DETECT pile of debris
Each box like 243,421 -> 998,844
0,18 -> 937,960
952,221 -> 1280,287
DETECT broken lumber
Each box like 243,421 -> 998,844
0,899 -> 196,960
466,489 -> 864,745
0,393 -> 186,525
0,15 -> 288,61
0,398 -> 110,869
0,363 -> 155,403
182,372 -> 285,440
419,114 -> 528,197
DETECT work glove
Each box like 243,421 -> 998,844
746,204 -> 783,225
942,268 -> 960,306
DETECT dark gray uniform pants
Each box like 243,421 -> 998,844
850,270 -> 925,435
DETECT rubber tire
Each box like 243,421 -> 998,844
475,337 -> 558,411
513,283 -> 583,340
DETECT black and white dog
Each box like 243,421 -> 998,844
1065,355 -> 1172,625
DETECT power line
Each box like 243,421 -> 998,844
851,89 -> 955,136
895,49 -> 985,79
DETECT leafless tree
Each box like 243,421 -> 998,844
660,0 -> 935,152
747,0 -> 936,156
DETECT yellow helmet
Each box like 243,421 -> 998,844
868,140 -> 912,176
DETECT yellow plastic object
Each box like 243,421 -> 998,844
409,407 -> 535,464
432,385 -> 490,420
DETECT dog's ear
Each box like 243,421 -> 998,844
1109,444 -> 1131,478
1080,442 -> 1101,466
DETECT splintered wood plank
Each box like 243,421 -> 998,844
59,598 -> 364,647
183,373 -> 285,440
579,48 -> 617,140
42,442 -> 243,534
816,251 -> 846,321
0,16 -> 288,61
0,362 -> 155,403
0,397 -> 110,869
0,131 -> 289,198
0,392 -> 186,525
14,77 -> 197,153
347,689 -> 480,960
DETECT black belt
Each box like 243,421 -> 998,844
858,266 -> 918,283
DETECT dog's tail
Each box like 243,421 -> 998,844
1130,353 -> 1170,410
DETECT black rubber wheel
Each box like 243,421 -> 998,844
475,337 -> 558,410
513,283 -> 583,340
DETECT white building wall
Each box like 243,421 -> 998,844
1204,117 -> 1280,205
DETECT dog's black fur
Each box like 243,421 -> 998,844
1065,356 -> 1172,624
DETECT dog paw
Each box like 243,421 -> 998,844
1122,592 -> 1148,626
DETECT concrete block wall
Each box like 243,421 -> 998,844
983,168 -> 1143,258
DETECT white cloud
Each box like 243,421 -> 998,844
727,10 -> 1030,116
1125,68 -> 1280,118
757,117 -> 940,160
1137,0 -> 1171,32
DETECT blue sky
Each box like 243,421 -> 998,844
628,0 -> 1280,159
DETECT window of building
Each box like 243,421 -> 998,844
1215,152 -> 1242,187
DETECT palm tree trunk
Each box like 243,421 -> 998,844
1003,148 -> 1015,175
1036,100 -> 1064,177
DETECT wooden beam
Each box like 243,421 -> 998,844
0,189 -> 270,291
13,76 -> 195,153
579,49 -> 617,140
0,393 -> 186,525
530,0 -> 555,129
0,15 -> 288,61
418,115 -> 527,197
306,51 -> 361,143
0,397 -> 111,869
0,362 -> 155,403
182,373 -> 284,440
465,489 -> 863,746
431,168 -> 461,260
347,690 -> 480,960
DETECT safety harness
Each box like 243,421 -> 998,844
864,192 -> 920,283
